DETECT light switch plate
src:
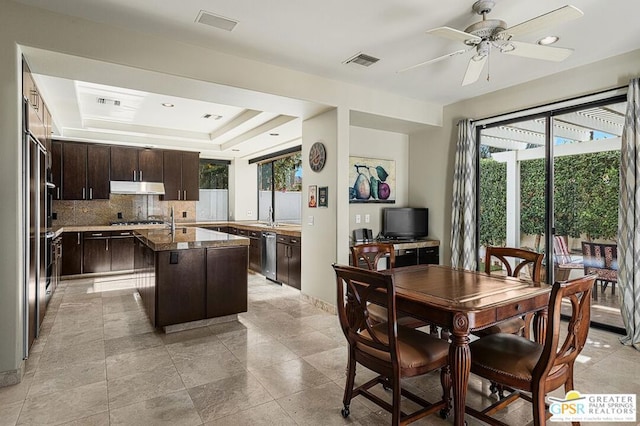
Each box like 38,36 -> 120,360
355,214 -> 361,224
365,214 -> 370,223
308,215 -> 314,225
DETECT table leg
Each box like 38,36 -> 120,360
533,308 -> 548,344
450,312 -> 471,426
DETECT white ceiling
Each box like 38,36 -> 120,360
17,0 -> 640,159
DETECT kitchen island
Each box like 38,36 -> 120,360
134,227 -> 249,331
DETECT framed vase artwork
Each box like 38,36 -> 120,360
348,156 -> 396,203
308,185 -> 317,208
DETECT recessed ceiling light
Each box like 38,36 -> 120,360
162,103 -> 175,108
231,149 -> 240,152
269,133 -> 279,137
537,36 -> 559,46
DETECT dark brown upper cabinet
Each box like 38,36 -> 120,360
61,142 -> 110,200
111,146 -> 163,182
162,150 -> 199,201
51,141 -> 62,200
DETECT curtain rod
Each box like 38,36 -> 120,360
471,83 -> 628,126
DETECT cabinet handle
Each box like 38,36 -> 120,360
177,190 -> 181,200
89,188 -> 93,200
120,232 -> 130,236
91,233 -> 102,237
106,239 -> 109,251
133,170 -> 137,181
139,170 -> 143,181
82,188 -> 86,199
183,190 -> 187,200
57,187 -> 60,199
77,232 -> 80,245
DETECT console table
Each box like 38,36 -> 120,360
351,239 -> 440,268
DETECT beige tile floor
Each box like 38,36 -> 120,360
1,272 -> 639,425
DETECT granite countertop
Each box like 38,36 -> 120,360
53,221 -> 302,238
135,227 -> 249,251
184,221 -> 302,237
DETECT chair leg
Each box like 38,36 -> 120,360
391,373 -> 402,426
564,368 -> 580,426
342,350 -> 357,417
532,384 -> 547,426
439,365 -> 452,419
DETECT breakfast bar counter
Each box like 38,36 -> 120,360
134,227 -> 249,330
135,227 -> 249,251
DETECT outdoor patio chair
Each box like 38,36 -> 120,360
553,235 -> 583,281
581,241 -> 618,301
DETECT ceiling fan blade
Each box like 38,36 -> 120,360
504,5 -> 583,37
504,41 -> 574,61
397,49 -> 467,73
462,55 -> 487,86
427,26 -> 481,44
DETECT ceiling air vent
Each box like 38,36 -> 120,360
343,53 -> 380,67
96,97 -> 121,106
195,10 -> 238,31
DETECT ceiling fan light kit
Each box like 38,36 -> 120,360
399,1 -> 584,86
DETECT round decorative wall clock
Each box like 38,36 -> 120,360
308,141 -> 327,172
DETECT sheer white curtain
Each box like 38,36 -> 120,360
450,119 -> 477,270
619,78 -> 640,349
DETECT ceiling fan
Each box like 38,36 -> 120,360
399,1 -> 584,86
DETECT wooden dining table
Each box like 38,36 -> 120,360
376,264 -> 552,426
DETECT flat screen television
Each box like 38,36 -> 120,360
381,208 -> 428,240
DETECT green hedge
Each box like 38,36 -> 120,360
479,151 -> 619,248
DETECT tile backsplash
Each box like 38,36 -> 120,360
52,194 -> 196,226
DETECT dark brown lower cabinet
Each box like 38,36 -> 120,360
276,234 -> 301,289
156,249 -> 206,327
248,230 -> 261,272
61,232 -> 83,276
111,232 -> 135,271
133,240 -> 249,328
83,232 -> 111,273
207,246 -> 248,317
134,238 -> 156,327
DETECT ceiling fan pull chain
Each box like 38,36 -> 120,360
486,48 -> 491,82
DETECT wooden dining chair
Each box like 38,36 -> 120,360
467,274 -> 596,426
477,246 -> 544,339
350,243 -> 426,329
333,264 -> 451,425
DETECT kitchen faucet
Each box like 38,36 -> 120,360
170,206 -> 176,234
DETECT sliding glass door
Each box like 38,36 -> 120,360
477,97 -> 626,332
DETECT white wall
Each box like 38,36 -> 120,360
348,126 -> 410,240
410,49 -> 640,266
230,159 -> 257,221
301,109 -> 342,306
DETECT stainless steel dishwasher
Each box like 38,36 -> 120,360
261,231 -> 278,282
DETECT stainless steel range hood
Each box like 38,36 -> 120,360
110,181 -> 166,195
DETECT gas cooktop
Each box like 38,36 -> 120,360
110,220 -> 165,226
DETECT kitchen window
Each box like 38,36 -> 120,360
257,150 -> 302,224
196,159 -> 229,221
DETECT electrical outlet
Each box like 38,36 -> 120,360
355,214 -> 361,224
247,210 -> 252,216
182,211 -> 187,218
365,214 -> 370,223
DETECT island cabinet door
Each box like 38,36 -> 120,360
206,246 -> 248,318
156,248 -> 206,327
